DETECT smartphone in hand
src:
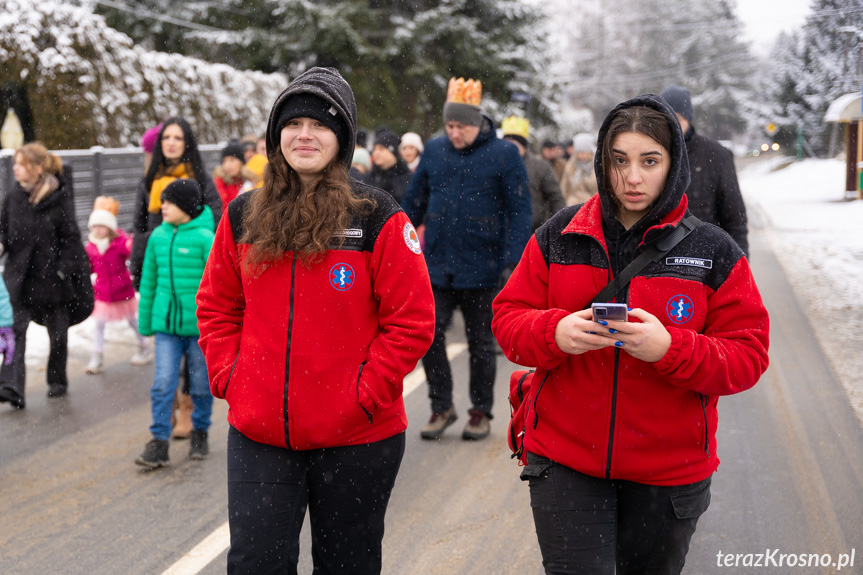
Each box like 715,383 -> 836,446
591,303 -> 628,322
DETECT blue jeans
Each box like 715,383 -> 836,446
150,333 -> 213,440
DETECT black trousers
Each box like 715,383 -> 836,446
227,427 -> 405,575
422,286 -> 497,415
0,304 -> 69,397
521,452 -> 711,575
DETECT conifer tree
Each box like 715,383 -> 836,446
549,0 -> 756,139
796,0 -> 863,154
92,0 -> 552,138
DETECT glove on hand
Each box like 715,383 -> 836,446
497,263 -> 517,291
0,327 -> 15,366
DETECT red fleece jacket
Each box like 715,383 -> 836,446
492,194 -> 770,485
197,187 -> 435,450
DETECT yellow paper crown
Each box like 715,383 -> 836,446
446,77 -> 482,106
93,195 -> 119,216
502,116 -> 530,140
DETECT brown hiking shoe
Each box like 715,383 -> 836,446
462,409 -> 491,440
420,405 -> 458,439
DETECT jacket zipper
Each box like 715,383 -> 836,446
603,242 -> 634,479
530,371 -> 552,429
603,249 -> 620,479
356,362 -> 373,423
283,253 -> 298,448
605,349 -> 621,479
700,393 -> 711,457
221,351 -> 240,396
168,226 -> 178,331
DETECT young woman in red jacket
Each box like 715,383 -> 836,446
196,67 -> 435,574
492,95 -> 770,574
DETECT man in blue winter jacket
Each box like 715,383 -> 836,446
402,77 -> 531,441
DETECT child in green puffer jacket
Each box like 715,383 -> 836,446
135,179 -> 215,469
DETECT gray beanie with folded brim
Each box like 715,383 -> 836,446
443,102 -> 483,127
266,67 -> 358,168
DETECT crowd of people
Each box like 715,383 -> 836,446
0,67 -> 766,575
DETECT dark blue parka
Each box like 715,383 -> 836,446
402,116 -> 531,289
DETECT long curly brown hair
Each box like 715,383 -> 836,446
240,147 -> 374,273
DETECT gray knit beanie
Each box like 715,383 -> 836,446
660,85 -> 694,125
443,102 -> 483,127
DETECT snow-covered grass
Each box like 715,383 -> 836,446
740,156 -> 863,421
1,0 -> 288,148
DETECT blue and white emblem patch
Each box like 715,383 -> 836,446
329,263 -> 355,291
666,294 -> 694,324
403,223 -> 422,255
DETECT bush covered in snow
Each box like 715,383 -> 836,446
0,0 -> 288,149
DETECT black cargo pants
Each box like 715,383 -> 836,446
522,451 -> 712,575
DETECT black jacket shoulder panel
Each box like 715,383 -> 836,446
536,204 -> 609,270
535,204 -> 580,266
642,222 -> 744,291
351,181 -> 402,253
227,190 -> 255,243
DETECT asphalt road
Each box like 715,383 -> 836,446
1,218 -> 861,574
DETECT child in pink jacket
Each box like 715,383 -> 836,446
85,197 -> 150,373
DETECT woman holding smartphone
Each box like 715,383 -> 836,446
492,94 -> 770,574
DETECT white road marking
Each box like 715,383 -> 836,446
402,342 -> 468,397
160,521 -> 230,575
163,342 -> 468,574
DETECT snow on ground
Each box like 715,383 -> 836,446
24,314 -> 143,370
21,157 -> 863,424
740,156 -> 863,422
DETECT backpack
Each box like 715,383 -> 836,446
508,369 -> 535,464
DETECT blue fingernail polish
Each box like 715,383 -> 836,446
609,328 -> 618,334
586,331 -> 596,335
615,341 -> 624,347
627,307 -> 632,311
598,320 -> 608,326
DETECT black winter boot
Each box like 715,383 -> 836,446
135,439 -> 170,468
0,386 -> 25,409
189,430 -> 209,460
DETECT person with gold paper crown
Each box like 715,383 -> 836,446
502,115 -> 565,231
402,77 -> 531,441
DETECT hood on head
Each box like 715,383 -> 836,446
594,94 -> 690,238
266,67 -> 358,169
